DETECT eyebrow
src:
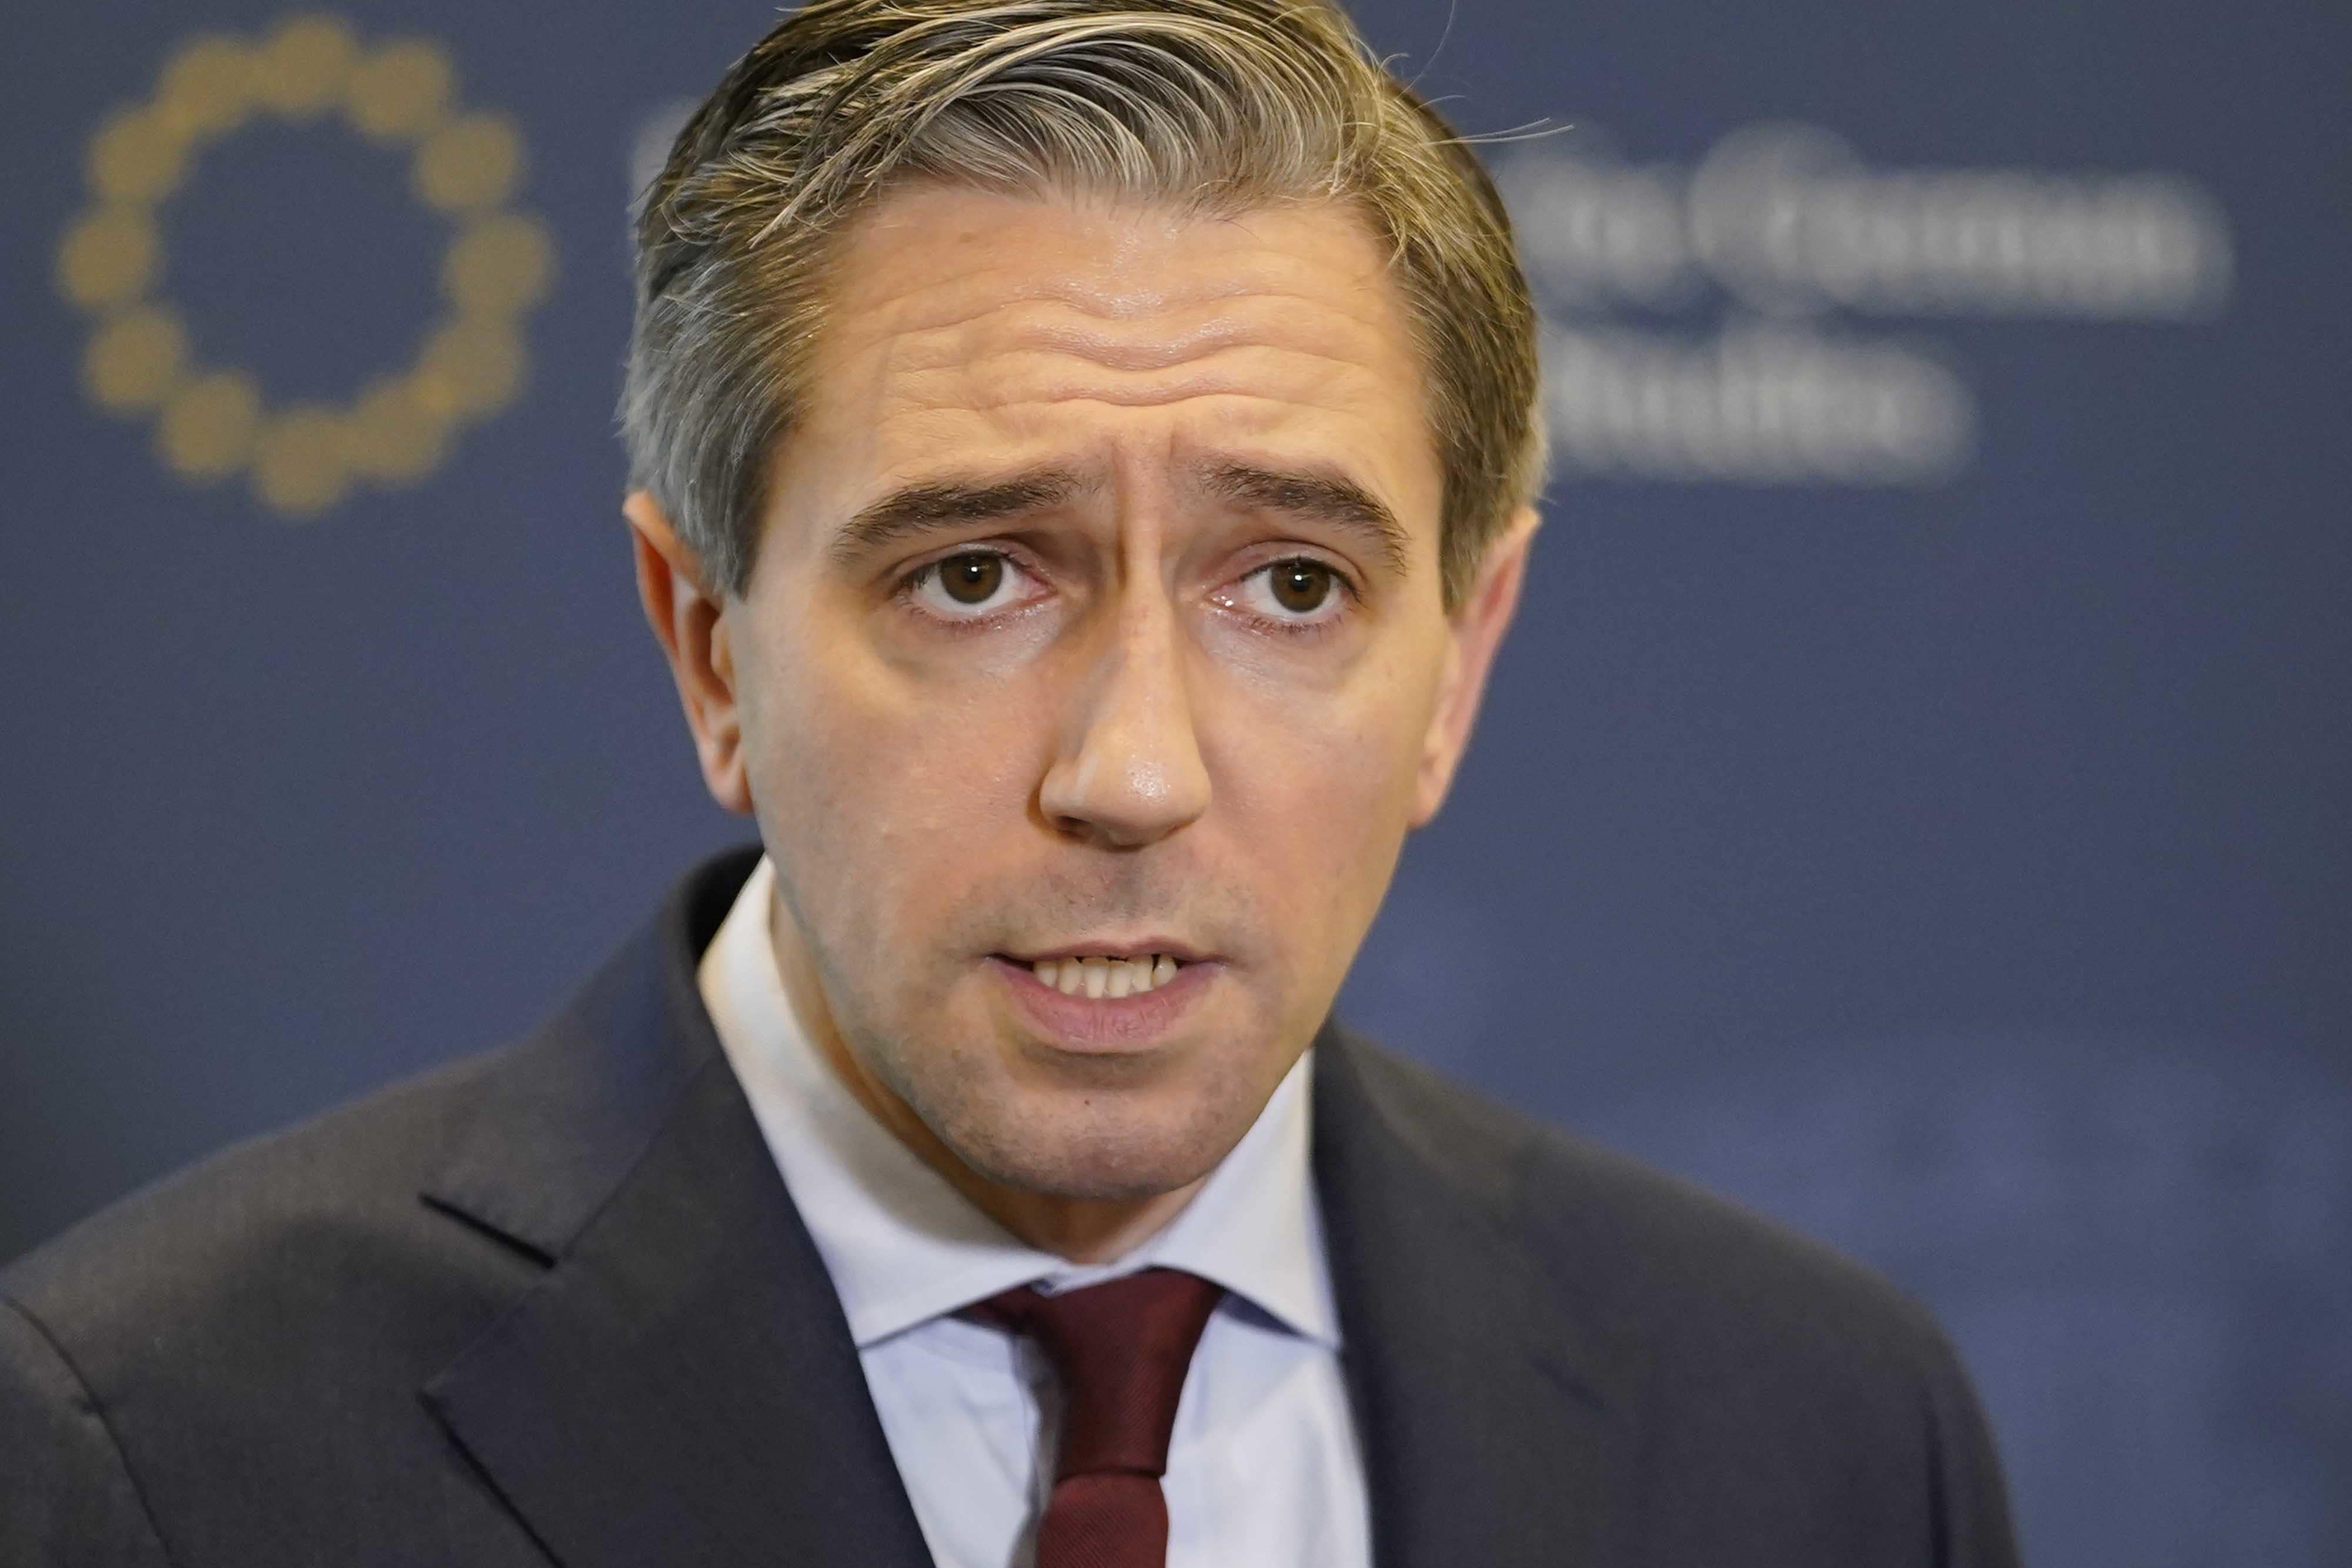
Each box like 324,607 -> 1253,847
822,459 -> 1415,576
827,467 -> 1095,566
1195,460 -> 1413,578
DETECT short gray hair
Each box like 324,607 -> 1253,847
623,0 -> 1544,609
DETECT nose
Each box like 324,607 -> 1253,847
1037,583 -> 1212,849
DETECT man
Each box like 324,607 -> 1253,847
1,2 -> 2018,1564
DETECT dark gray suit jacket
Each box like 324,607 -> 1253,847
1,848 -> 2019,1567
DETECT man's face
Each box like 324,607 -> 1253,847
656,185 -> 1529,1203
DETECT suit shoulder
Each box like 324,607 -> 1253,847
1337,1031 -> 1960,1377
0,1032 -> 601,1565
0,1039 -> 537,1375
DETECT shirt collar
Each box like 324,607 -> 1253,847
699,855 -> 1341,1352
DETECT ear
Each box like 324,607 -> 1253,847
1409,504 -> 1541,827
623,490 -> 753,815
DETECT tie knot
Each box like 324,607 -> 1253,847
971,1266 -> 1224,1480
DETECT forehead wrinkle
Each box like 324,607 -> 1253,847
884,343 -> 1404,415
836,201 -> 1397,313
833,258 -> 1376,327
850,287 -> 1406,390
959,300 -> 1341,376
810,188 -> 1423,424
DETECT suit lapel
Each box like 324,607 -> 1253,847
1314,1027 -> 1644,1568
419,851 -> 933,1568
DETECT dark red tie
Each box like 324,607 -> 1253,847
968,1268 -> 1225,1568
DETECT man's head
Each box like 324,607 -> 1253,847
622,0 -> 1545,1238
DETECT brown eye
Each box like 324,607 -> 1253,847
938,552 -> 1004,606
1267,559 -> 1334,614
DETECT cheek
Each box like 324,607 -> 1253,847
743,609 -> 1053,948
1198,646 -> 1437,950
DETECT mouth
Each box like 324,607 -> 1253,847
985,948 -> 1221,1051
1014,950 -> 1189,999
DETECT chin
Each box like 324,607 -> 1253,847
933,1071 -> 1255,1203
991,1141 -> 1214,1205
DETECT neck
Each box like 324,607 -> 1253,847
769,894 -> 1200,1265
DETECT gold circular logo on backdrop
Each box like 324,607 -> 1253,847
56,14 -> 557,517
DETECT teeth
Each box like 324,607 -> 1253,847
1028,954 -> 1186,998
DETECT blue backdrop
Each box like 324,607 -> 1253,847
5,4 -> 2346,1562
